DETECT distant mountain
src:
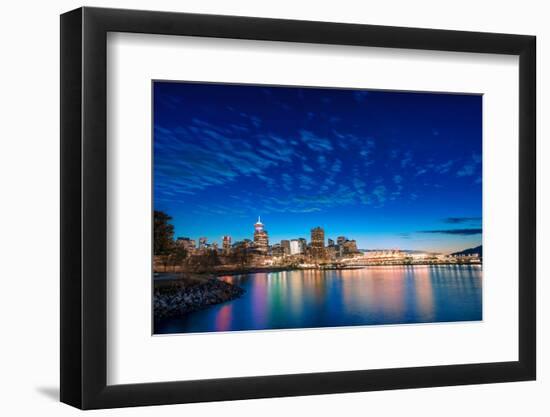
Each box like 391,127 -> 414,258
451,245 -> 482,257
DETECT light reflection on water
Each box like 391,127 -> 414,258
154,265 -> 482,334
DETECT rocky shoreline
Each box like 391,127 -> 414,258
154,277 -> 245,319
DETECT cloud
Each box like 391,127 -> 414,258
457,153 -> 481,177
434,160 -> 454,174
300,130 -> 333,152
239,112 -> 262,128
372,185 -> 387,205
331,159 -> 342,173
415,168 -> 428,176
457,164 -> 475,177
298,174 -> 316,190
443,217 -> 482,224
418,228 -> 482,235
401,151 -> 413,168
155,120 -> 291,202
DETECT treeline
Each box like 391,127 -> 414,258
154,210 -> 220,273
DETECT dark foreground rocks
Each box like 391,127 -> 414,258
154,278 -> 245,318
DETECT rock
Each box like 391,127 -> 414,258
154,278 -> 245,318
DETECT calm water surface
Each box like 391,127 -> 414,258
154,265 -> 482,334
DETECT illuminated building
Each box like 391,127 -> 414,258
281,240 -> 291,255
298,238 -> 307,253
310,227 -> 325,259
253,216 -> 269,255
290,239 -> 302,255
222,236 -> 232,254
271,243 -> 284,257
175,237 -> 196,254
342,239 -> 359,255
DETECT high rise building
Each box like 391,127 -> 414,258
222,236 -> 232,254
298,238 -> 307,253
327,238 -> 335,247
175,237 -> 196,254
271,243 -> 284,257
337,236 -> 347,246
253,216 -> 269,255
290,239 -> 302,255
310,227 -> 325,259
280,240 -> 291,255
198,237 -> 207,249
343,239 -> 359,255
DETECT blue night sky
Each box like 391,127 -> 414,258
154,81 -> 482,254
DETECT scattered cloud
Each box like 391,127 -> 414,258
456,164 -> 475,177
300,130 -> 334,152
443,217 -> 482,224
401,151 -> 413,168
418,228 -> 482,235
456,153 -> 481,177
434,160 -> 454,174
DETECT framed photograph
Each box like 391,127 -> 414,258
60,7 -> 536,409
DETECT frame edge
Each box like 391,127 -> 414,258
61,6 -> 537,409
60,7 -> 84,409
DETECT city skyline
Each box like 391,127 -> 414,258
171,215 -> 477,255
154,82 -> 482,253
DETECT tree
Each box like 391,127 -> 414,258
154,210 -> 175,271
170,246 -> 188,272
185,249 -> 221,273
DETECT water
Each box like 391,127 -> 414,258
154,265 -> 482,334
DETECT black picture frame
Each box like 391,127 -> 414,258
60,6 -> 536,410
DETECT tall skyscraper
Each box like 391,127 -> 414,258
298,238 -> 307,253
310,227 -> 325,259
198,237 -> 207,249
222,236 -> 232,254
280,240 -> 291,255
290,239 -> 302,255
253,216 -> 269,255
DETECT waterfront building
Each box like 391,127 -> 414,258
327,238 -> 335,247
232,239 -> 251,250
281,240 -> 291,255
198,237 -> 207,249
253,216 -> 269,255
342,239 -> 359,255
175,237 -> 196,255
290,239 -> 302,255
311,227 -> 325,259
222,235 -> 232,255
326,245 -> 337,260
337,236 -> 347,246
271,243 -> 284,257
298,238 -> 307,253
